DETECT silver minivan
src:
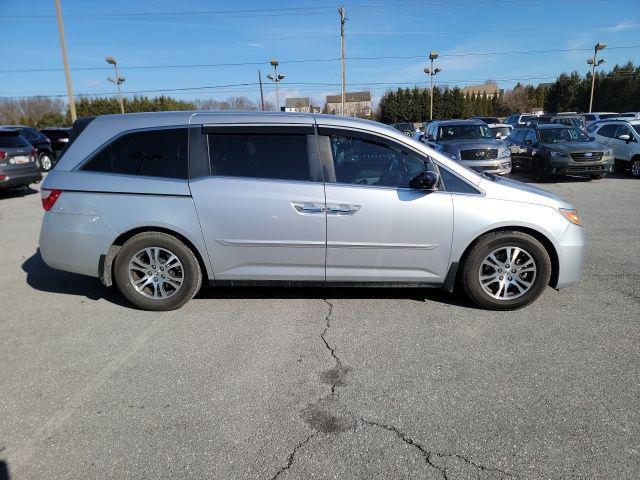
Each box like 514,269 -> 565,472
39,112 -> 585,311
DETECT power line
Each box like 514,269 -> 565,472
2,45 -> 638,74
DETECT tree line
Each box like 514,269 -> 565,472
1,61 -> 637,128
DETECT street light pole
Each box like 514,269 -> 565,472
54,0 -> 76,122
588,42 -> 606,113
338,6 -> 347,115
105,56 -> 126,114
267,58 -> 285,111
423,51 -> 441,121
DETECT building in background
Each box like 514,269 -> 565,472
284,97 -> 314,113
462,82 -> 503,99
324,91 -> 372,117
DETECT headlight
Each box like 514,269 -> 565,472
559,208 -> 582,226
605,148 -> 613,156
499,148 -> 511,158
550,151 -> 566,157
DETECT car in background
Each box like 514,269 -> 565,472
1,125 -> 56,172
505,124 -> 613,181
580,112 -> 619,129
617,112 -> 640,120
504,114 -> 539,127
423,119 -> 511,175
588,119 -> 640,177
391,122 -> 417,135
549,115 -> 586,132
41,127 -> 71,158
488,123 -> 512,139
39,111 -> 585,311
0,129 -> 42,190
472,116 -> 501,124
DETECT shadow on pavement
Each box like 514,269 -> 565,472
510,170 -> 629,184
196,285 -> 472,307
0,186 -> 39,199
21,250 -> 131,308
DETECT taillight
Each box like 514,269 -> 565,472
0,151 -> 6,160
41,189 -> 62,211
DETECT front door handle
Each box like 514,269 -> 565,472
326,204 -> 360,215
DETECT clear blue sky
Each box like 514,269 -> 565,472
1,0 -> 638,107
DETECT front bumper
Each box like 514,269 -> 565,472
0,169 -> 42,189
555,221 -> 587,289
549,156 -> 615,176
461,158 -> 512,176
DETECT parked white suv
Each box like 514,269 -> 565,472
581,112 -> 619,129
588,119 -> 640,177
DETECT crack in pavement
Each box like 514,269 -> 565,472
269,299 -> 516,479
361,419 -> 516,480
269,432 -> 317,480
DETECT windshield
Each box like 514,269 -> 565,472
521,115 -> 538,123
490,126 -> 511,138
394,123 -> 414,131
599,113 -> 619,119
439,124 -> 493,140
539,127 -> 590,143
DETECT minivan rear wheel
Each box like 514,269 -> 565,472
460,231 -> 551,310
114,232 -> 202,311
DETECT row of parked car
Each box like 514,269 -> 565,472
0,125 -> 71,190
393,111 -> 640,181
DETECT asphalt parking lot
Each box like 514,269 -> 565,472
0,172 -> 638,479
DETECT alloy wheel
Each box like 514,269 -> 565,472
40,155 -> 52,171
128,247 -> 184,299
478,246 -> 537,300
632,160 -> 640,178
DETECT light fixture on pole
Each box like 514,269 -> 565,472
424,51 -> 441,121
267,58 -> 285,111
587,42 -> 606,113
105,56 -> 126,114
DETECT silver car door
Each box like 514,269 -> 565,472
189,124 -> 326,281
318,127 -> 453,283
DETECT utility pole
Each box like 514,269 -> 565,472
258,69 -> 265,111
423,51 -> 441,121
54,0 -> 76,122
267,58 -> 285,111
106,56 -> 126,114
339,6 -> 347,115
587,42 -> 606,113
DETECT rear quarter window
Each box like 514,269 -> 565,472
0,133 -> 30,148
81,128 -> 188,179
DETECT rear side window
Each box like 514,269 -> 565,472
82,128 -> 188,179
0,132 -> 30,148
208,134 -> 311,181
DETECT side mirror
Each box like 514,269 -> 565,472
618,134 -> 631,142
495,132 -> 503,139
410,170 -> 440,190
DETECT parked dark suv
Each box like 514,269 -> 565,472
2,126 -> 56,172
0,129 -> 42,190
506,124 -> 614,180
41,127 -> 72,158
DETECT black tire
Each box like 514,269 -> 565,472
114,231 -> 202,311
589,172 -> 607,180
460,231 -> 551,310
533,157 -> 550,182
631,157 -> 640,178
39,152 -> 54,172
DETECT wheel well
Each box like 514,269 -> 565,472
455,226 -> 559,289
100,226 -> 209,286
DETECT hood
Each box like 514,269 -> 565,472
541,141 -> 606,153
479,175 -> 572,209
437,138 -> 505,153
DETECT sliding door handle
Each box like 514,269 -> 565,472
326,204 -> 361,215
292,202 -> 325,214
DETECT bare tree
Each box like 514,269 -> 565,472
0,96 -> 66,126
502,85 -> 532,113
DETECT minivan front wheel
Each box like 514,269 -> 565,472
114,232 -> 202,311
460,231 -> 551,310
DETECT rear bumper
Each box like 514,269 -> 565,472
555,222 -> 587,289
0,170 -> 42,189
